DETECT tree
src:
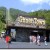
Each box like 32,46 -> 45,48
28,9 -> 50,29
0,7 -> 7,34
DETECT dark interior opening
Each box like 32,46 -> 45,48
31,32 -> 37,36
30,31 -> 44,42
46,31 -> 49,42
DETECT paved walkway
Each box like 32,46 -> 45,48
0,38 -> 50,49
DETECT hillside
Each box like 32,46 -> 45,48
28,9 -> 50,28
0,7 -> 50,33
10,8 -> 28,21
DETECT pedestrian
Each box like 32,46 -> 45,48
32,36 -> 36,43
1,34 -> 3,39
44,36 -> 47,46
29,35 -> 32,43
5,35 -> 11,48
37,34 -> 40,46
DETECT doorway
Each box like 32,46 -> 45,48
46,31 -> 49,42
31,32 -> 37,36
30,30 -> 44,42
38,32 -> 44,42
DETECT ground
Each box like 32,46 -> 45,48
0,38 -> 50,49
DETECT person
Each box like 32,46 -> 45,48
32,36 -> 36,43
44,36 -> 47,46
1,34 -> 3,39
37,34 -> 40,46
5,35 -> 11,48
29,35 -> 32,43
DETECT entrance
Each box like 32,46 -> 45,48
30,31 -> 37,42
38,32 -> 44,42
46,31 -> 49,42
31,32 -> 37,36
30,30 -> 44,42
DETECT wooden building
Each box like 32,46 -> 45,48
5,15 -> 50,42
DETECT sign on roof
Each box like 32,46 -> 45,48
15,16 -> 46,28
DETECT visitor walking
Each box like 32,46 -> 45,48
37,34 -> 40,46
5,35 -> 11,48
32,36 -> 36,43
44,36 -> 47,46
29,35 -> 32,43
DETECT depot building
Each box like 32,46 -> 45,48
5,15 -> 50,42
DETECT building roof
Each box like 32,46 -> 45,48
6,25 -> 50,31
17,14 -> 45,19
6,14 -> 46,29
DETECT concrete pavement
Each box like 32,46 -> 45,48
0,38 -> 50,49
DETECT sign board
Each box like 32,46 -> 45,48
17,16 -> 45,26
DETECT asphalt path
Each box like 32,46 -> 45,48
0,38 -> 50,49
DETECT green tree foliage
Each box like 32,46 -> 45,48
0,6 -> 50,32
28,9 -> 50,28
10,8 -> 27,21
8,9 -> 50,29
0,7 -> 6,23
0,7 -> 6,33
